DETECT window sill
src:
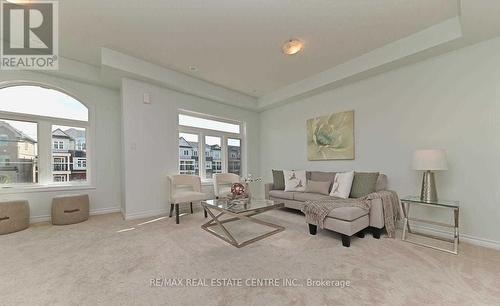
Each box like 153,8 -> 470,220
0,184 -> 96,195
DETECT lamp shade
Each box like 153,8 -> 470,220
412,149 -> 448,171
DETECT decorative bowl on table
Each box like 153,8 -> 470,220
231,182 -> 246,198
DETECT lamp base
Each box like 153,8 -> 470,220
420,170 -> 438,202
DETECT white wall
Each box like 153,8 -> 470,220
260,37 -> 500,243
0,71 -> 122,221
2,36 -> 498,248
121,78 -> 260,219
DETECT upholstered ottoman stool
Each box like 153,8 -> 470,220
52,194 -> 89,225
308,207 -> 370,247
0,200 -> 30,235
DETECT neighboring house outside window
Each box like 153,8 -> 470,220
0,84 -> 89,187
0,134 -> 8,147
52,127 -> 87,182
74,157 -> 87,170
0,120 -> 38,184
179,134 -> 199,175
178,113 -> 243,180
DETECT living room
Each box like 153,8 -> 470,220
1,1 -> 500,305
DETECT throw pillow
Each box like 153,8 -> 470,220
305,180 -> 331,195
283,170 -> 307,192
350,172 -> 380,198
272,170 -> 285,190
329,171 -> 355,199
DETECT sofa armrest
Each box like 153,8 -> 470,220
368,198 -> 384,229
264,183 -> 274,200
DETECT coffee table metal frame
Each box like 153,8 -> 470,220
201,200 -> 285,248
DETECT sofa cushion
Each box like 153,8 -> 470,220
308,171 -> 336,183
268,190 -> 295,200
330,171 -> 354,199
272,170 -> 285,190
375,174 -> 388,191
217,186 -> 232,198
293,192 -> 328,202
284,170 -> 306,192
172,191 -> 208,203
324,214 -> 369,236
350,172 -> 380,198
327,207 -> 368,221
305,180 -> 330,195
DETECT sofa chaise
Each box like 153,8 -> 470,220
265,171 -> 388,247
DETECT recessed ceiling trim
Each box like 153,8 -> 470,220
258,16 -> 463,110
39,56 -> 118,90
101,48 -> 258,110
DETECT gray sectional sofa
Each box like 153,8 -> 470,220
265,171 -> 388,247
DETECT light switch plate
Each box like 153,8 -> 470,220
143,93 -> 151,104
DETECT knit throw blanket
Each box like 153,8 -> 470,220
302,190 -> 401,238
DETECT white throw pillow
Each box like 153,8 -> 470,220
283,170 -> 307,192
329,171 -> 354,199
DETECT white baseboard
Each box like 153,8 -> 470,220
124,208 -> 168,220
30,206 -> 121,224
408,223 -> 500,251
461,234 -> 500,251
91,207 -> 122,216
30,215 -> 51,224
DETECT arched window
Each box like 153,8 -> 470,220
0,84 -> 90,187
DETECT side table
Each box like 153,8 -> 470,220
401,196 -> 459,255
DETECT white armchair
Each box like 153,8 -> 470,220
214,173 -> 241,199
168,175 -> 209,224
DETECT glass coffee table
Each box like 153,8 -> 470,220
201,198 -> 285,248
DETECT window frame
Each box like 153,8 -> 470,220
227,137 -> 242,176
0,82 -> 94,193
203,134 -> 222,180
177,111 -> 245,182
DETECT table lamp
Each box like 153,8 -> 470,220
412,149 -> 448,202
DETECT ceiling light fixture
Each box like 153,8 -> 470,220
282,39 -> 304,55
188,65 -> 198,72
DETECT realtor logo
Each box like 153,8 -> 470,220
1,0 -> 58,70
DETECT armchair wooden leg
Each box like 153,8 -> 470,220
175,204 -> 180,224
169,204 -> 174,218
190,202 -> 193,214
204,208 -> 208,218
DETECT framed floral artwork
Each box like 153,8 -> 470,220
307,110 -> 354,160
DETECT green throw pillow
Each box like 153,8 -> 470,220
350,172 -> 379,198
272,170 -> 285,190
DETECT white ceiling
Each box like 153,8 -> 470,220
59,0 -> 462,97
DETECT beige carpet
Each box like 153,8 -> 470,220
1,207 -> 500,306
